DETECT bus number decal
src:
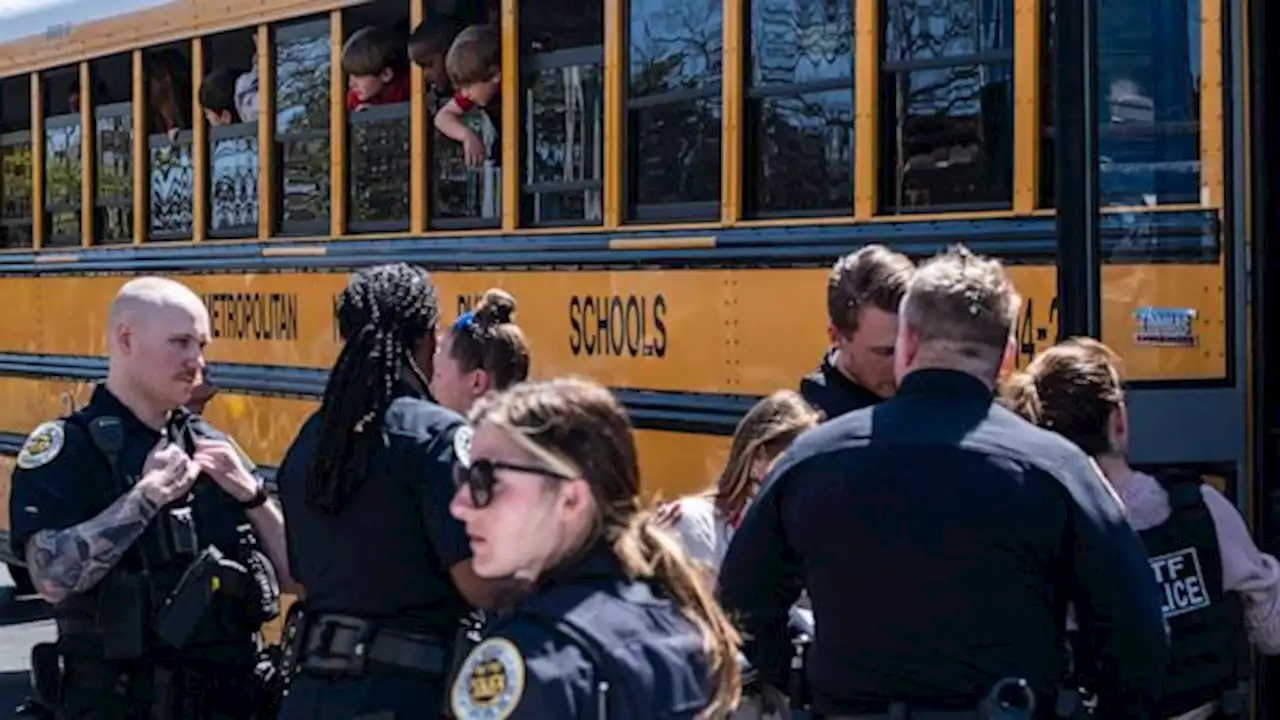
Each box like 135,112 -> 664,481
568,294 -> 668,359
1015,295 -> 1059,369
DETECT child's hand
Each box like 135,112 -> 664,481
463,131 -> 486,167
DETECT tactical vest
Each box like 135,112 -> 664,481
55,413 -> 218,661
511,579 -> 712,719
1136,470 -> 1249,716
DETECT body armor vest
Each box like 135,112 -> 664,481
1136,470 -> 1249,717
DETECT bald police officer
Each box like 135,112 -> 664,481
720,245 -> 1169,718
9,277 -> 294,718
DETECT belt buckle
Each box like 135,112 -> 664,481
306,616 -> 376,676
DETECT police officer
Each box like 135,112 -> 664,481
1001,337 -> 1280,718
719,245 -> 1170,718
8,276 -> 292,718
799,244 -> 915,420
275,263 -> 499,719
446,377 -> 742,718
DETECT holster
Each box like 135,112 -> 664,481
28,643 -> 62,711
97,572 -> 149,660
153,546 -> 253,651
276,600 -> 309,694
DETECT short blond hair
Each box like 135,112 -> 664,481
901,244 -> 1021,362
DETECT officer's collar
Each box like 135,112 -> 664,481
822,349 -> 880,402
90,384 -> 164,438
537,541 -> 623,589
895,368 -> 994,399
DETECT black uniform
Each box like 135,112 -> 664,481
719,369 -> 1170,717
447,543 -> 713,718
8,384 -> 273,719
799,349 -> 883,420
276,382 -> 473,719
1135,470 -> 1250,717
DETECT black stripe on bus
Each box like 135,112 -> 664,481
0,210 -> 1220,276
0,353 -> 752,436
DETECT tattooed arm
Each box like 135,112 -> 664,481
24,488 -> 160,605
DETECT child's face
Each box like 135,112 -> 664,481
461,74 -> 500,107
421,52 -> 450,94
349,68 -> 392,102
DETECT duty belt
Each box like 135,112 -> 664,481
298,612 -> 449,679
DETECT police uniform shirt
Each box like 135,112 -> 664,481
718,369 -> 1170,717
798,349 -> 883,420
449,544 -> 712,719
8,384 -> 256,654
277,381 -> 473,636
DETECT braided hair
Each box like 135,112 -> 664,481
307,263 -> 439,514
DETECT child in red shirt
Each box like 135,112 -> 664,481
343,26 -> 411,111
434,24 -> 501,167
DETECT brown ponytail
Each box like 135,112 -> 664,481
612,512 -> 743,718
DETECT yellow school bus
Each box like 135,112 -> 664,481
0,0 -> 1265,699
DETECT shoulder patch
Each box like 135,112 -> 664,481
17,421 -> 66,470
450,636 -> 526,720
453,425 -> 474,468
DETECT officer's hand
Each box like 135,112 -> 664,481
136,440 -> 200,507
193,438 -> 258,503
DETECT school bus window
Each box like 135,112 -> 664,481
343,6 -> 412,234
744,0 -> 854,219
879,0 -> 1014,214
1039,0 -> 1202,208
92,54 -> 134,245
519,2 -> 604,227
429,22 -> 501,230
626,0 -> 723,223
43,66 -> 82,247
145,46 -> 195,242
274,18 -> 332,236
201,29 -> 260,239
0,76 -> 34,249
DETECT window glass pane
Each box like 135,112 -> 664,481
0,135 -> 33,248
431,112 -> 501,225
96,104 -> 133,244
629,97 -> 721,213
883,0 -> 1014,64
522,60 -> 604,226
149,136 -> 194,240
45,116 -> 81,247
628,0 -> 722,97
275,20 -> 331,231
1097,0 -> 1200,205
349,104 -> 411,230
750,0 -> 853,87
880,64 -> 1013,211
210,128 -> 259,236
749,91 -> 853,214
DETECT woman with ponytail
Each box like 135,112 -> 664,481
276,264 -> 496,720
447,377 -> 743,719
431,287 -> 531,415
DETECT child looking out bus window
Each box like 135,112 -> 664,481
433,24 -> 501,167
342,26 -> 410,112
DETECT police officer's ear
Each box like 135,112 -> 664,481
556,476 -> 594,517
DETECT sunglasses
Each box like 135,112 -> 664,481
454,458 -> 573,509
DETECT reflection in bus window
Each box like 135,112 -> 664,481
209,125 -> 259,237
1,76 -> 34,249
521,3 -> 603,226
745,0 -> 853,217
880,0 -> 1014,213
149,133 -> 194,240
44,120 -> 81,246
431,112 -> 500,227
627,0 -> 722,222
96,103 -> 133,244
349,103 -> 411,231
1040,0 -> 1201,207
275,19 -> 332,234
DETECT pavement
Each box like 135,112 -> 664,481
0,565 -> 53,716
